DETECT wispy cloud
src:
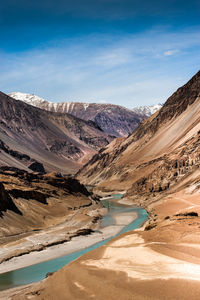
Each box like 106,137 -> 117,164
0,27 -> 199,107
163,49 -> 179,56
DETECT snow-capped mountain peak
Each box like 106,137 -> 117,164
132,104 -> 162,116
9,92 -> 48,107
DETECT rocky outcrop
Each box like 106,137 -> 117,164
28,161 -> 46,173
0,182 -> 22,217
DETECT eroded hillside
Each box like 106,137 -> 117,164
77,71 -> 200,197
0,92 -> 113,174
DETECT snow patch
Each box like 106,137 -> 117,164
83,103 -> 89,111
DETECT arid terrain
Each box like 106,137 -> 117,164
0,0 -> 199,298
4,71 -> 200,299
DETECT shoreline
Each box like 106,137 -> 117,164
0,207 -> 137,275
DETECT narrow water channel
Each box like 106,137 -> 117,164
0,194 -> 148,291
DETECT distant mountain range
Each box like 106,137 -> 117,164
9,92 -> 162,137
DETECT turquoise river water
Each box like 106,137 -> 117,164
0,194 -> 148,291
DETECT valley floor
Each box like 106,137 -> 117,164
0,209 -> 137,275
4,189 -> 200,300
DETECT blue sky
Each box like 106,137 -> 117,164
0,0 -> 199,107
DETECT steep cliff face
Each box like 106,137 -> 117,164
77,71 -> 200,196
0,92 -> 113,173
9,92 -> 147,137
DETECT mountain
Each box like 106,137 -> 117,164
132,103 -> 162,116
13,71 -> 200,300
77,71 -> 200,198
0,92 -> 113,174
9,92 -> 147,137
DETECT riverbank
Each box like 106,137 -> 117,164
0,193 -> 145,298
0,210 -> 137,275
0,202 -> 105,272
9,189 -> 200,300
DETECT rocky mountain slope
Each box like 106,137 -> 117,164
0,92 -> 114,174
9,92 -> 147,137
77,70 -> 200,199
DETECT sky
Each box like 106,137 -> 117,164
0,0 -> 199,108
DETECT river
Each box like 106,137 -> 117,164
0,194 -> 148,291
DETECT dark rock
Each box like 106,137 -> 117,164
144,223 -> 157,231
8,189 -> 48,204
76,228 -> 94,236
0,182 -> 22,216
175,212 -> 198,217
46,272 -> 55,278
28,161 -> 46,174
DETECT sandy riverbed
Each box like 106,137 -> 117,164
8,229 -> 200,300
0,211 -> 137,275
